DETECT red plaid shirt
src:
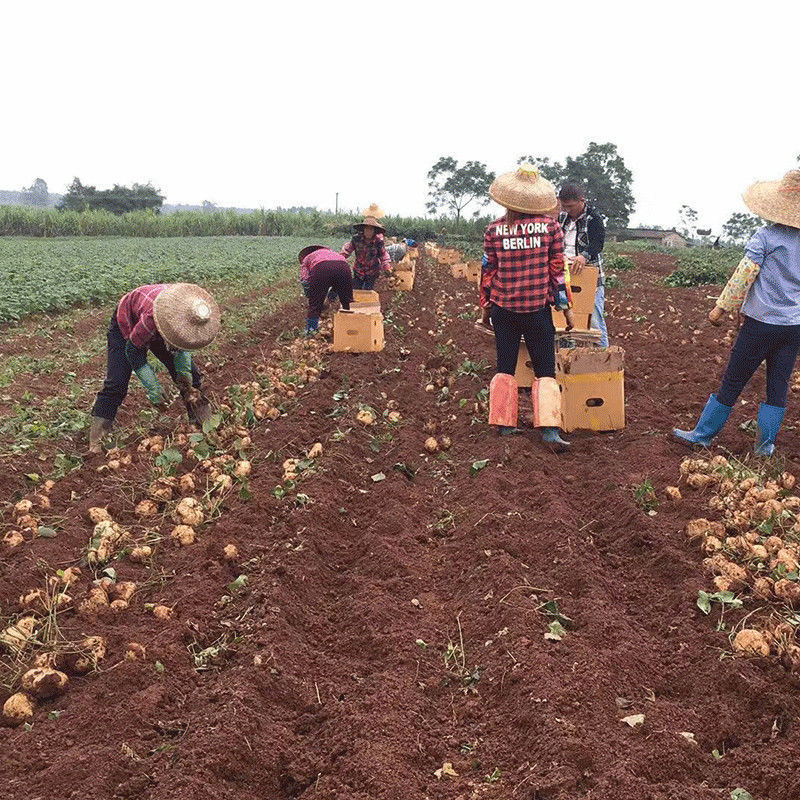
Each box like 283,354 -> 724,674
341,233 -> 391,279
481,215 -> 565,312
116,284 -> 167,348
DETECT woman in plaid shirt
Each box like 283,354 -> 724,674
340,214 -> 392,290
483,165 -> 573,449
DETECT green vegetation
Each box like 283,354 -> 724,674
0,204 -> 490,242
605,254 -> 634,271
0,235 -> 340,322
664,247 -> 741,288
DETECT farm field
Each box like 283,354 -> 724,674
2,245 -> 800,800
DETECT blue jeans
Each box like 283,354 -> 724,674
592,283 -> 609,347
717,315 -> 800,408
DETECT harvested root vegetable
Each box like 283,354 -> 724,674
3,693 -> 35,726
171,525 -> 196,546
782,472 -> 797,490
3,531 -> 24,548
774,579 -> 800,607
109,581 -> 137,602
686,519 -> 711,539
223,544 -> 239,560
34,494 -> 51,510
173,497 -> 204,527
702,536 -> 723,555
152,605 -> 173,621
749,544 -> 768,561
150,485 -> 173,502
387,411 -> 401,423
356,410 -> 375,426
773,549 -> 799,573
110,599 -> 129,613
424,437 -> 439,453
14,499 -> 33,517
21,667 -> 68,699
765,536 -> 784,554
87,507 -> 112,524
664,486 -> 682,501
213,474 -> 233,494
439,435 -> 452,451
129,545 -> 152,563
307,443 -> 323,460
753,577 -> 774,598
235,460 -> 252,477
179,474 -> 196,494
733,629 -> 770,657
135,499 -> 159,518
0,617 -> 37,653
125,642 -> 146,661
686,473 -> 715,489
78,586 -> 109,617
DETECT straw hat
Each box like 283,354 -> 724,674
361,203 -> 385,219
743,170 -> 800,228
489,164 -> 558,215
153,284 -> 220,351
354,215 -> 386,232
298,244 -> 325,262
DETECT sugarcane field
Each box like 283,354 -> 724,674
3,4 -> 800,800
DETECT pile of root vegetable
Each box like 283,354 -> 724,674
682,454 -> 800,670
1,335 -> 327,727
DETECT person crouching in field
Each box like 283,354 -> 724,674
674,169 -> 800,456
484,164 -> 574,449
558,184 -> 607,346
89,284 -> 220,452
341,214 -> 392,290
298,245 -> 354,336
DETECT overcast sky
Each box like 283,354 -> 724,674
4,1 -> 798,232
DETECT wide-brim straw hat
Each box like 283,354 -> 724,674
153,284 -> 221,351
743,170 -> 800,228
361,203 -> 385,219
354,215 -> 386,232
298,244 -> 325,263
489,163 -> 558,216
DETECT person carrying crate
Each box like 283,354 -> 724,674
483,164 -> 574,449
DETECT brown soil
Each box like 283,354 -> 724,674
2,250 -> 800,800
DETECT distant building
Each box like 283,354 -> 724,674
607,227 -> 688,249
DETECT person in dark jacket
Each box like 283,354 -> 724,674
558,184 -> 608,345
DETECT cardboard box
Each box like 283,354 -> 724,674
513,343 -> 536,389
396,256 -> 415,272
557,346 -> 624,376
353,289 -> 380,305
466,262 -> 481,283
551,309 -> 594,331
559,370 -> 625,432
567,266 -> 599,315
393,270 -> 415,291
332,310 -> 384,352
451,263 -> 468,279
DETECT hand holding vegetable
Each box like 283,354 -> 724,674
708,305 -> 725,325
571,255 -> 587,274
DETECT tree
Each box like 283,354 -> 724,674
59,177 -> 94,211
426,157 -> 495,221
517,142 -> 635,227
722,211 -> 763,244
24,178 -> 49,207
58,178 -> 164,214
201,200 -> 217,213
678,204 -> 698,239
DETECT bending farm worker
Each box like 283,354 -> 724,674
483,164 -> 574,450
674,169 -> 800,456
89,283 -> 220,453
298,244 -> 354,336
558,184 -> 607,346
341,205 -> 392,291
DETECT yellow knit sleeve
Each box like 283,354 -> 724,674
716,256 -> 760,312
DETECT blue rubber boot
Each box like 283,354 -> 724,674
673,394 -> 732,447
305,317 -> 319,337
755,403 -> 785,456
542,427 -> 570,450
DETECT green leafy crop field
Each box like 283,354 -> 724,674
0,236 -> 342,322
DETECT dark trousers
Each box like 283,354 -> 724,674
353,274 -> 377,291
717,315 -> 800,408
491,303 -> 556,378
92,314 -> 201,420
308,260 -> 353,320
